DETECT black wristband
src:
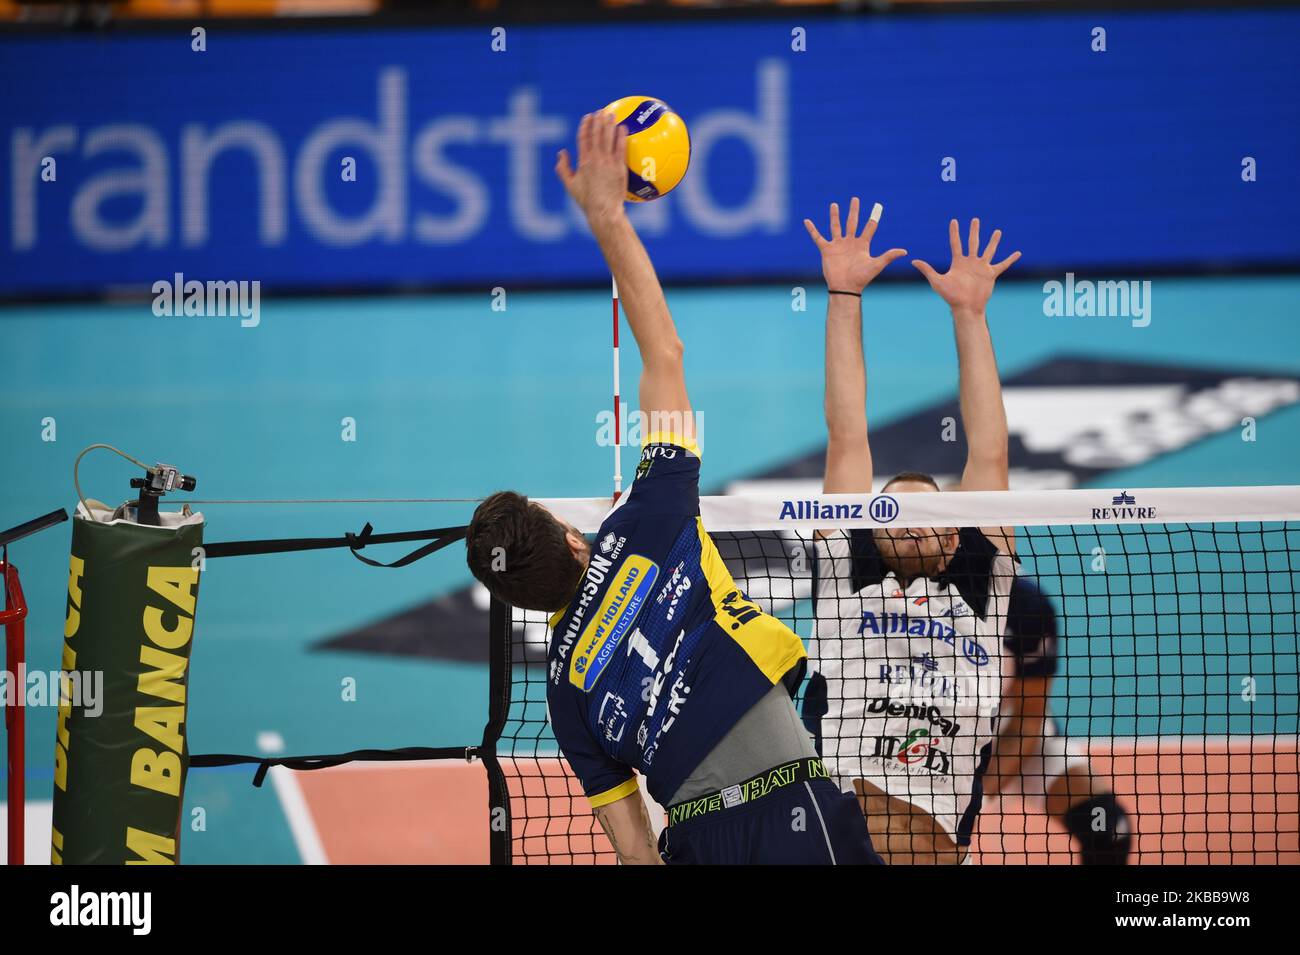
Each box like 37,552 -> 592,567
828,289 -> 862,298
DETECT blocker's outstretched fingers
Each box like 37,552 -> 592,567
968,217 -> 981,257
912,259 -> 942,285
803,218 -> 829,249
983,229 -> 1003,262
948,218 -> 962,260
830,202 -> 842,241
993,250 -> 1023,275
862,200 -> 883,242
845,197 -> 861,239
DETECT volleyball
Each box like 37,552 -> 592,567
603,95 -> 691,202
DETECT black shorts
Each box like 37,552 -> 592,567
659,777 -> 884,865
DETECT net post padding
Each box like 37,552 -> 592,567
53,509 -> 204,865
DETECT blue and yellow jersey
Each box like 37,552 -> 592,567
546,434 -> 808,809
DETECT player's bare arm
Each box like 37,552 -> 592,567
552,112 -> 679,860
593,791 -> 665,866
913,218 -> 1020,551
803,197 -> 907,496
557,111 -> 693,440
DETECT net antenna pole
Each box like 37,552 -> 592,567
612,273 -> 623,501
0,508 -> 68,865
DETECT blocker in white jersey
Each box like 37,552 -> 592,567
806,526 -> 1017,845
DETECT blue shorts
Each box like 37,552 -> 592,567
659,777 -> 884,865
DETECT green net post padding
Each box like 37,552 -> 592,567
51,511 -> 203,865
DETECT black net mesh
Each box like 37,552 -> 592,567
488,519 -> 1299,865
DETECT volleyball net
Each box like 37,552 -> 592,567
484,485 -> 1300,865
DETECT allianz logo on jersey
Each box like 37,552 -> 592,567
859,610 -> 990,667
1091,491 -> 1157,521
778,495 -> 898,522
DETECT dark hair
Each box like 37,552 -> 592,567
882,470 -> 941,491
465,491 -> 585,612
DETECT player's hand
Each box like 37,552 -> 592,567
804,198 -> 907,294
912,218 -> 1021,317
555,111 -> 627,224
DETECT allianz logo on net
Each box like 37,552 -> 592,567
778,496 -> 896,522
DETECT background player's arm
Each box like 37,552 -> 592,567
556,112 -> 691,435
985,674 -> 1050,797
804,198 -> 907,495
913,218 -> 1021,548
592,790 -> 664,865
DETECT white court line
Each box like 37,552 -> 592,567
268,766 -> 329,865
0,800 -> 53,865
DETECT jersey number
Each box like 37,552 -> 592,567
626,628 -> 660,670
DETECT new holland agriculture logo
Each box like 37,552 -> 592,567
569,555 -> 659,693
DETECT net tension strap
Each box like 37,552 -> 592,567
203,521 -> 467,568
192,522 -> 473,783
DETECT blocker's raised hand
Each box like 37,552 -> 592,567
555,111 -> 628,222
804,198 -> 907,294
912,218 -> 1021,316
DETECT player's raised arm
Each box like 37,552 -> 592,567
557,111 -> 691,438
913,218 -> 1020,549
804,198 -> 907,494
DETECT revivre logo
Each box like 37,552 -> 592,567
1091,491 -> 1157,521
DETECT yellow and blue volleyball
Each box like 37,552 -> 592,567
602,96 -> 691,202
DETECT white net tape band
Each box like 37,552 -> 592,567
536,485 -> 1300,534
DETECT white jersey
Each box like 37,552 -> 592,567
807,527 -> 1017,843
